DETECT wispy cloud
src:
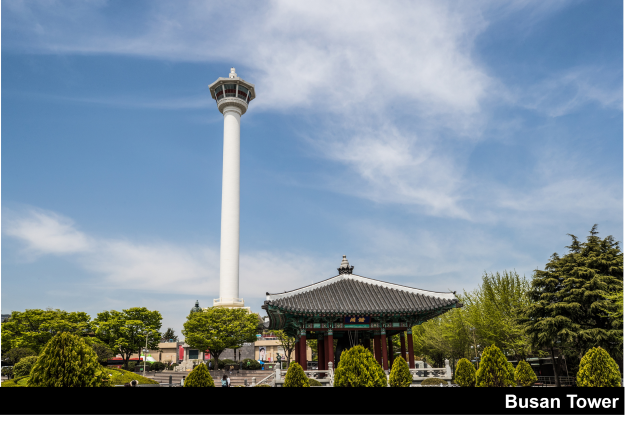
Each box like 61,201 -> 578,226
2,207 -> 328,298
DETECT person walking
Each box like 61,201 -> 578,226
227,374 -> 231,387
180,375 -> 186,387
222,374 -> 229,388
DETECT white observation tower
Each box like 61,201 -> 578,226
208,68 -> 256,309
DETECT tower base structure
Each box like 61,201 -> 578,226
212,297 -> 251,312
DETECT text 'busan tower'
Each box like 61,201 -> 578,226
208,68 -> 256,309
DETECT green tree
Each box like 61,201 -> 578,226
389,356 -> 413,387
521,226 -> 623,386
28,332 -> 111,387
184,363 -> 215,387
413,307 -> 471,367
83,338 -> 115,365
576,346 -> 621,387
454,358 -> 476,387
270,330 -> 297,365
514,360 -> 537,387
93,307 -> 162,371
333,345 -> 387,387
461,271 -> 532,361
161,327 -> 179,342
475,344 -> 512,387
1,309 -> 92,355
182,307 -> 258,371
13,356 -> 38,378
283,362 -> 309,387
1,348 -> 37,365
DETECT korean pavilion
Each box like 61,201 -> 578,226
262,256 -> 461,371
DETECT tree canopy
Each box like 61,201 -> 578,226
161,327 -> 179,342
183,307 -> 259,370
520,225 -> 623,385
1,309 -> 92,355
93,307 -> 162,370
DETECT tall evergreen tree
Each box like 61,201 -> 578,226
520,225 -> 623,386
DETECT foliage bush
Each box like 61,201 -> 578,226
13,356 -> 38,378
576,346 -> 621,387
420,377 -> 447,386
242,358 -> 262,370
150,361 -> 166,371
514,360 -> 537,387
454,358 -> 476,387
475,344 -> 512,387
28,332 -> 112,387
506,361 -> 516,387
184,361 -> 215,387
308,378 -> 322,386
106,367 -> 158,385
389,356 -> 413,387
2,348 -> 37,365
333,345 -> 387,387
284,362 -> 310,387
1,376 -> 29,388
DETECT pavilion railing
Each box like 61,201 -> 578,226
273,362 -> 334,386
408,359 -> 452,381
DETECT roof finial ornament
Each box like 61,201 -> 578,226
229,67 -> 238,78
337,255 -> 354,275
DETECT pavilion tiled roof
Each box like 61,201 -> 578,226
262,274 -> 459,315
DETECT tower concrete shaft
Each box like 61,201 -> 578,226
218,106 -> 242,307
209,68 -> 256,308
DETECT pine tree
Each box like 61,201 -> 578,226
576,346 -> 621,387
183,363 -> 215,387
514,360 -> 537,387
454,358 -> 476,387
389,356 -> 413,387
333,345 -> 387,387
283,362 -> 309,387
28,332 -> 111,387
475,344 -> 512,387
520,225 -> 623,386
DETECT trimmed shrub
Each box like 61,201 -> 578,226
389,356 -> 413,387
28,332 -> 112,387
420,377 -> 447,386
284,362 -> 309,387
150,361 -> 167,372
184,361 -> 215,387
454,358 -> 476,387
576,346 -> 621,387
507,362 -> 516,387
1,376 -> 29,388
333,345 -> 387,387
514,360 -> 537,387
308,378 -> 322,386
13,356 -> 38,378
2,348 -> 37,365
106,367 -> 158,385
475,344 -> 512,387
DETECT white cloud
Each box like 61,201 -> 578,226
3,209 -> 93,256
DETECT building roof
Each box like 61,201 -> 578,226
263,274 -> 459,315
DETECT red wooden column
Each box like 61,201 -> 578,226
387,336 -> 394,368
399,332 -> 407,362
327,329 -> 334,369
374,333 -> 383,367
299,329 -> 307,370
380,330 -> 389,370
406,329 -> 415,369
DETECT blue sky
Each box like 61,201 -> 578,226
1,0 -> 622,336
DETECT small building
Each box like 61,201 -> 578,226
262,256 -> 461,371
254,333 -> 313,363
